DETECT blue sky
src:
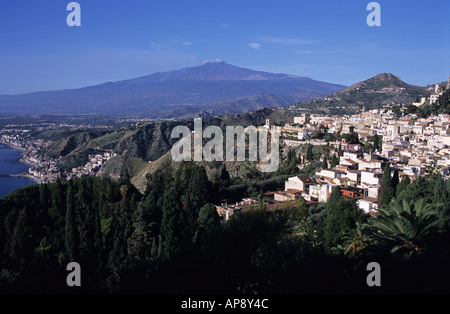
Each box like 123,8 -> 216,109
0,0 -> 449,94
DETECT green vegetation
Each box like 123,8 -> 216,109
413,88 -> 450,117
378,163 -> 394,209
1,157 -> 450,293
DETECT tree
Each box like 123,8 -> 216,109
322,155 -> 328,169
65,181 -> 78,262
107,188 -> 136,291
323,185 -> 364,251
338,143 -> 343,157
323,186 -> 343,249
193,203 -> 222,252
373,135 -> 382,152
219,165 -> 231,188
160,188 -> 188,260
285,198 -> 309,233
391,169 -> 399,197
343,222 -> 368,257
365,199 -> 442,260
396,176 -> 433,205
378,163 -> 394,209
306,144 -> 314,161
330,154 -> 339,168
183,165 -> 210,234
39,183 -> 49,210
396,175 -> 410,197
341,132 -> 359,144
433,173 -> 450,229
10,205 -> 32,267
128,191 -> 161,263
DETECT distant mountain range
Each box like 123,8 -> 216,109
295,73 -> 429,114
0,61 -> 346,117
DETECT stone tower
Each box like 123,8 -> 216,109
447,76 -> 450,90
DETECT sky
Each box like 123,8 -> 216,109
0,0 -> 449,95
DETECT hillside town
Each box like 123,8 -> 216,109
0,132 -> 116,183
216,79 -> 450,220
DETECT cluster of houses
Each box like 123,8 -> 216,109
27,152 -> 116,183
65,153 -> 117,180
1,132 -> 117,183
216,78 -> 450,220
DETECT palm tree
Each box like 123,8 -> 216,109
343,222 -> 368,257
365,199 -> 442,260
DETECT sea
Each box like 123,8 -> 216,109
0,143 -> 37,199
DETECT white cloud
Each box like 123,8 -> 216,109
182,41 -> 193,46
294,50 -> 314,55
248,43 -> 261,50
150,41 -> 162,49
257,36 -> 316,46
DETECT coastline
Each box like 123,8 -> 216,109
4,173 -> 43,184
0,141 -> 43,184
0,140 -> 26,153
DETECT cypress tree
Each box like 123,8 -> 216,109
322,155 -> 328,169
379,163 -> 394,209
338,143 -> 343,157
65,181 -> 77,262
396,175 -> 411,197
160,188 -> 188,260
306,144 -> 314,161
184,165 -> 210,234
324,186 -> 362,250
330,154 -> 339,168
49,178 -> 66,260
433,173 -> 450,228
391,169 -> 399,196
323,186 -> 343,250
39,183 -> 49,210
10,205 -> 31,266
193,203 -> 222,252
373,135 -> 381,152
128,201 -> 151,263
397,176 -> 432,205
327,186 -> 342,209
219,165 -> 231,188
434,173 -> 448,203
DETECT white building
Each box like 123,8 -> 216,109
360,170 -> 383,187
357,197 -> 378,214
284,176 -> 315,193
385,123 -> 400,140
308,184 -> 338,203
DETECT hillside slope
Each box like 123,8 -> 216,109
295,73 -> 428,114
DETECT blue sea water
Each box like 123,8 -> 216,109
0,144 -> 37,198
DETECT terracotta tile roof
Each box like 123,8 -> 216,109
344,159 -> 359,165
298,176 -> 315,184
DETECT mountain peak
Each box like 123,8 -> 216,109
342,73 -> 407,93
371,72 -> 402,82
0,62 -> 346,116
203,59 -> 226,65
145,61 -> 288,82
